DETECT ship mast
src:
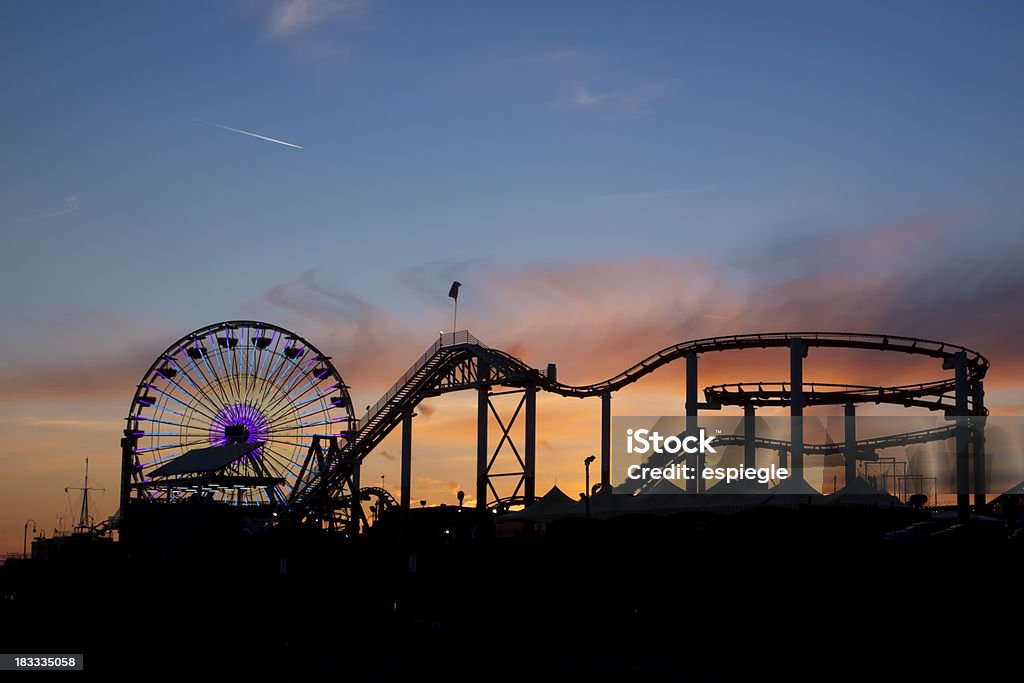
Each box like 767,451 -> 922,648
66,457 -> 104,534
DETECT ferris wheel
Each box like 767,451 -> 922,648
123,321 -> 354,507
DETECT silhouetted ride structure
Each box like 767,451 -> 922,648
118,322 -> 990,540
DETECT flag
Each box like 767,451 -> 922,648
448,281 -> 461,301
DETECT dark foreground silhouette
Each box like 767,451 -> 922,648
2,504 -> 1020,680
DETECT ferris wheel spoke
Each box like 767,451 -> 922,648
263,436 -> 316,451
266,411 -> 348,433
164,355 -> 200,392
261,386 -> 325,426
239,330 -> 256,405
159,362 -> 226,420
178,343 -> 232,410
221,332 -> 245,403
135,416 -> 187,429
252,355 -> 292,416
289,384 -> 340,413
258,444 -> 303,480
262,344 -> 287,392
272,380 -> 334,423
271,353 -> 315,403
286,367 -> 332,402
282,357 -> 319,396
255,332 -> 278,390
290,379 -> 342,411
258,335 -> 301,405
147,378 -> 221,424
251,448 -> 299,497
199,337 -> 240,410
208,332 -> 227,385
136,434 -> 215,453
270,402 -> 336,427
169,353 -> 212,400
260,359 -> 319,421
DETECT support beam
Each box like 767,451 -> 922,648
601,392 -> 611,488
743,406 -> 756,470
349,456 -> 361,534
685,352 -> 699,493
789,338 -> 805,478
400,409 -> 413,533
972,379 -> 986,512
524,385 -> 536,504
844,402 -> 857,486
953,351 -> 970,523
476,384 -> 489,511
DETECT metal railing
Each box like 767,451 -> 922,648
357,330 -> 484,428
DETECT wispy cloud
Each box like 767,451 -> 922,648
569,86 -> 611,107
563,82 -> 672,115
2,212 -> 1021,408
23,195 -> 78,222
267,0 -> 364,38
7,417 -> 109,428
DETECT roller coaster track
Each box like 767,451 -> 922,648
291,331 -> 987,513
704,380 -> 987,414
714,424 -> 957,456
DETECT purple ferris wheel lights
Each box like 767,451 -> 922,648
209,402 -> 270,447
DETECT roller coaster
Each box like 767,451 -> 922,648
119,322 -> 990,535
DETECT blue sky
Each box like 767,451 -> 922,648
2,1 -> 1022,323
1,1 -> 1023,550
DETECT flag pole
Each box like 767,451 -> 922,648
448,281 -> 462,338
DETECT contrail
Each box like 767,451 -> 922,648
194,119 -> 303,149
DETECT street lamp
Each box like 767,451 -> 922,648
23,519 -> 36,560
584,455 -> 596,520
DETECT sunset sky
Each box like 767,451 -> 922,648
2,2 -> 1024,554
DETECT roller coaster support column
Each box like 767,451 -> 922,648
844,403 -> 857,486
524,384 -> 537,505
972,380 -> 986,511
949,351 -> 970,522
685,352 -> 699,493
348,449 -> 362,534
743,406 -> 756,470
601,392 -> 612,488
400,408 -> 413,534
476,360 -> 491,511
790,338 -> 806,478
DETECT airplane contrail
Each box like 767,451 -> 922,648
194,119 -> 303,149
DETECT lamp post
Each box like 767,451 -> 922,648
584,455 -> 596,520
23,519 -> 36,560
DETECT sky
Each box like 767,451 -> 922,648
1,1 -> 1023,553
